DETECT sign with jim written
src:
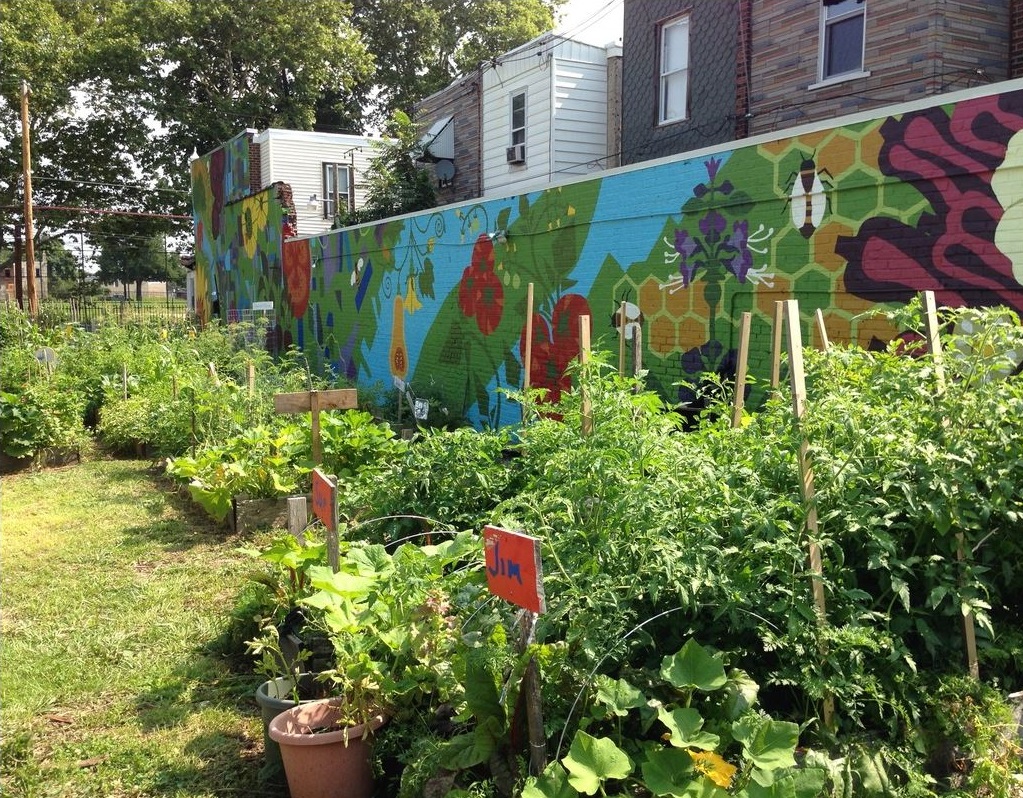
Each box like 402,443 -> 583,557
483,525 -> 545,614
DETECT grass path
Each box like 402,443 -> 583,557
1,459 -> 275,797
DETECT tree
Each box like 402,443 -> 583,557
92,216 -> 182,300
0,0 -> 170,250
40,238 -> 82,299
138,0 -> 375,182
338,111 -> 436,225
351,0 -> 566,124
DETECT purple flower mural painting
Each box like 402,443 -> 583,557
660,158 -> 776,413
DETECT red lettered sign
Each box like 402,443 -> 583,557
483,525 -> 545,614
311,468 -> 337,531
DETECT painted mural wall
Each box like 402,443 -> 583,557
192,83 -> 1023,428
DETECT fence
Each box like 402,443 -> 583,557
23,298 -> 192,329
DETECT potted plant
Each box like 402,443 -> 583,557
269,532 -> 475,798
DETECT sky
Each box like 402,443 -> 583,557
554,0 -> 623,46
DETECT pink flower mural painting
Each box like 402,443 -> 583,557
459,234 -> 504,335
838,94 -> 1023,314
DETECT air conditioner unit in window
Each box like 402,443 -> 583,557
506,144 -> 526,164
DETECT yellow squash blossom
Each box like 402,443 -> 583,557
688,750 -> 737,789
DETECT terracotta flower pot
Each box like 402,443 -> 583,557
268,698 -> 387,798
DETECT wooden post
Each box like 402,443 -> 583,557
921,290 -> 946,392
617,300 -> 627,375
783,300 -> 835,729
814,308 -> 831,351
579,315 -> 592,437
208,362 -> 219,386
524,283 -> 534,393
287,496 -> 308,544
519,612 -> 547,776
731,312 -> 752,428
310,390 -> 322,465
247,361 -> 256,395
920,291 -> 977,678
771,300 -> 784,389
274,388 -> 357,467
122,364 -> 128,400
20,81 -> 38,317
632,325 -> 643,384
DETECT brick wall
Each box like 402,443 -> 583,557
621,0 -> 741,164
1012,0 -> 1023,77
414,72 -> 483,205
749,0 -> 1011,136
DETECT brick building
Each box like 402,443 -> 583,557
622,0 -> 1023,164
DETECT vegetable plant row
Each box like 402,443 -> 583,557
2,303 -> 1021,797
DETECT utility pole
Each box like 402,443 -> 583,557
21,80 -> 38,316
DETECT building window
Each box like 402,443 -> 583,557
510,91 -> 526,147
659,15 -> 690,124
821,0 -> 865,80
322,163 -> 353,220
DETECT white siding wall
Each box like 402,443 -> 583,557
481,36 -> 609,197
553,59 -> 608,177
482,57 -> 553,195
254,130 -> 382,237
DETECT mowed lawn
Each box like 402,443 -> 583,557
1,459 -> 274,797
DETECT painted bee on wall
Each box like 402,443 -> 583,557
610,293 -> 643,341
786,154 -> 833,238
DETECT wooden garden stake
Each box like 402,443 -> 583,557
208,362 -> 219,386
783,300 -> 835,729
920,290 -> 978,678
122,364 -> 128,399
287,496 -> 308,545
814,308 -> 831,351
579,315 -> 592,437
274,388 -> 357,465
618,300 -> 627,374
524,283 -> 535,392
247,361 -> 256,396
771,300 -> 784,389
731,312 -> 752,428
632,325 -> 643,389
484,526 -> 547,775
922,290 -> 947,392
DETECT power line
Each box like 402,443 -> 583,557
1,204 -> 191,220
31,176 -> 190,195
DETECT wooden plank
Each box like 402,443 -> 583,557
273,388 -> 358,414
783,299 -> 835,729
814,308 -> 831,351
920,291 -> 975,677
287,496 -> 308,544
921,290 -> 946,392
771,300 -> 784,389
524,283 -> 534,393
310,390 -> 323,466
731,312 -> 752,428
618,300 -> 627,375
247,361 -> 256,395
579,315 -> 592,437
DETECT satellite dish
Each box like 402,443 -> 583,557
435,159 -> 456,186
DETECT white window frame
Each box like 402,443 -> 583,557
658,14 -> 690,125
322,162 -> 353,220
510,90 -> 527,147
819,0 -> 867,82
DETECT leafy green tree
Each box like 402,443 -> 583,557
92,216 -> 183,300
352,0 -> 566,123
0,0 -> 165,249
138,0 -> 374,179
40,238 -> 82,299
338,111 -> 436,225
